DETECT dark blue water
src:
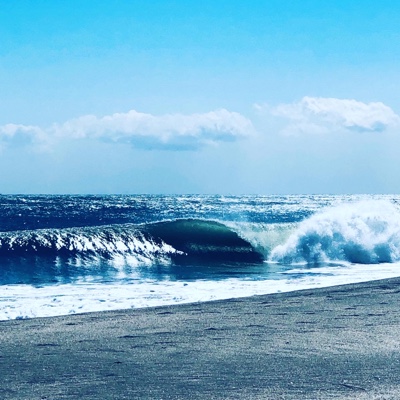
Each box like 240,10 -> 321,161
0,194 -> 399,286
0,194 -> 323,232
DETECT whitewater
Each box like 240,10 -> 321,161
1,194 -> 400,320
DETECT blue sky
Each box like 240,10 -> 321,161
1,1 -> 400,194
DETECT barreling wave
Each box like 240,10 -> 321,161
2,200 -> 400,285
0,219 -> 265,284
270,200 -> 400,265
0,219 -> 264,263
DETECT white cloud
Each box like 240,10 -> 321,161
53,109 -> 254,150
0,109 -> 254,151
260,97 -> 400,135
0,124 -> 46,148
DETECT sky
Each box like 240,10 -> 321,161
1,0 -> 400,194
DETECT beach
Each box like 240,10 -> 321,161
3,1 -> 400,398
2,277 -> 400,399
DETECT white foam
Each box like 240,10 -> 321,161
270,200 -> 400,264
2,261 -> 400,320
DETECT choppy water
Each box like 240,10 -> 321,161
1,194 -> 400,320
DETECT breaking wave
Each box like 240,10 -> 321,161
2,200 -> 400,285
0,220 -> 263,263
270,200 -> 400,265
0,219 -> 264,284
0,224 -> 178,264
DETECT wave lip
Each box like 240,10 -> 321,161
270,200 -> 400,265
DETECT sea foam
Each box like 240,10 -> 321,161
270,200 -> 400,264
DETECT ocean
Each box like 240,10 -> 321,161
1,194 -> 400,320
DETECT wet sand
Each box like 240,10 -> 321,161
2,277 -> 400,399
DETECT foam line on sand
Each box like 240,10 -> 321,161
2,278 -> 400,399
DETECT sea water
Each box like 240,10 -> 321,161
1,194 -> 400,320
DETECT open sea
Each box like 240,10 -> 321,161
1,194 -> 400,320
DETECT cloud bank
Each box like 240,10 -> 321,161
55,109 -> 254,150
262,97 -> 400,135
2,98 -> 399,151
0,109 -> 254,151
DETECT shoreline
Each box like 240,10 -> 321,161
2,277 -> 400,399
3,260 -> 400,321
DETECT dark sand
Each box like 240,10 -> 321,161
2,278 -> 400,399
